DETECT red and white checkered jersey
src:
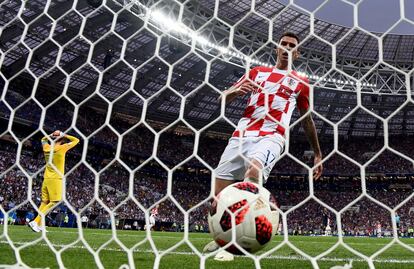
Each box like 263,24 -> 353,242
232,66 -> 310,138
151,207 -> 158,216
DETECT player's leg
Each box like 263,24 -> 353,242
43,178 -> 61,213
245,136 -> 284,185
216,137 -> 267,185
213,138 -> 246,194
212,159 -> 268,261
204,177 -> 237,255
32,202 -> 49,225
36,178 -> 62,226
208,137 -> 283,260
214,178 -> 234,196
204,182 -> 238,257
245,136 -> 283,237
149,215 -> 155,230
29,179 -> 50,232
325,225 -> 331,236
244,159 -> 264,184
204,139 -> 245,255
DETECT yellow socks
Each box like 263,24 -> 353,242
34,201 -> 57,226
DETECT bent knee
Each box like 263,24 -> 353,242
247,159 -> 263,170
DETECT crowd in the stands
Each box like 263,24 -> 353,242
1,104 -> 414,236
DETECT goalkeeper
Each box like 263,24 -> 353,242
28,130 -> 79,232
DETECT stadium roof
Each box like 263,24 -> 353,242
0,0 -> 413,137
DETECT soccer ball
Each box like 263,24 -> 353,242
208,182 -> 279,254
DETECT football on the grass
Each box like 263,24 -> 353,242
208,182 -> 279,254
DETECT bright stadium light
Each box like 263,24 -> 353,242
129,3 -> 269,67
128,1 -> 381,92
297,71 -> 307,77
218,47 -> 229,54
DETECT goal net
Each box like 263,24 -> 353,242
0,0 -> 413,268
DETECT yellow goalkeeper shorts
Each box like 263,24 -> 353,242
41,177 -> 63,202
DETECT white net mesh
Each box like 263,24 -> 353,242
0,0 -> 414,268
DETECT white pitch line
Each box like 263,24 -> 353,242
5,228 -> 414,247
2,240 -> 414,264
26,230 -> 414,246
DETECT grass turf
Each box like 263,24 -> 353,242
1,225 -> 414,268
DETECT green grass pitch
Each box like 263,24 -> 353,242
1,225 -> 414,268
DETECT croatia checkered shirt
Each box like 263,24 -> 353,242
232,66 -> 310,138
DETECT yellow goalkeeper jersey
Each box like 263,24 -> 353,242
42,134 -> 79,179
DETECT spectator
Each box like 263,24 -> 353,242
81,215 -> 89,228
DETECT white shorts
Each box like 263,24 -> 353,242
214,135 -> 284,183
149,215 -> 155,226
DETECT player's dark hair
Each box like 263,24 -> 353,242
279,32 -> 300,43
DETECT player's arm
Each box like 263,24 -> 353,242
299,109 -> 322,179
220,82 -> 256,104
62,134 -> 80,150
219,69 -> 258,104
41,134 -> 51,151
297,83 -> 323,180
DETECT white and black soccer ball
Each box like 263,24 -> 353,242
208,182 -> 279,254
